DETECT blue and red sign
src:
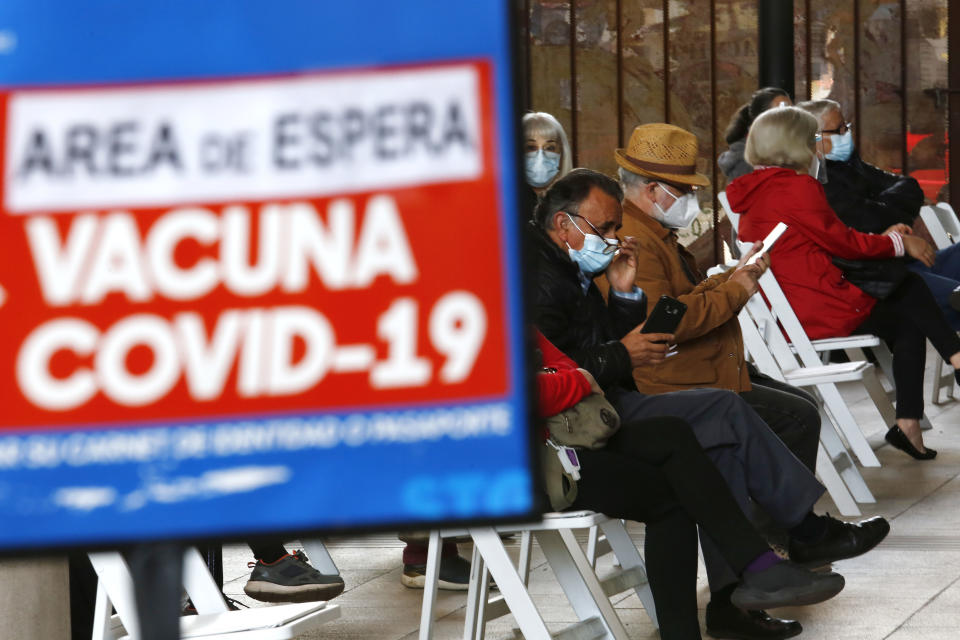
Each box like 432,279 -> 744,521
0,1 -> 535,549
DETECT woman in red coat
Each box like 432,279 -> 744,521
728,106 -> 960,460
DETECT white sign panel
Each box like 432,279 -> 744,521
5,65 -> 482,213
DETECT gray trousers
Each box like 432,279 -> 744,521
608,386 -> 825,591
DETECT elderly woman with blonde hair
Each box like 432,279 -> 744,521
520,111 -> 573,216
727,106 -> 960,461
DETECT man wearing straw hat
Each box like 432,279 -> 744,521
610,123 -> 844,639
612,123 -> 821,472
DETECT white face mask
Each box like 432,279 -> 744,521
653,183 -> 701,229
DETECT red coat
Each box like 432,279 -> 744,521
727,168 -> 900,340
535,330 -> 591,417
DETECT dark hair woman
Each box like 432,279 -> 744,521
718,87 -> 791,181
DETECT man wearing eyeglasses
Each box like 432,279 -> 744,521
799,99 -> 960,328
530,168 -> 675,383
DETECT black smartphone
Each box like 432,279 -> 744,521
640,295 -> 687,335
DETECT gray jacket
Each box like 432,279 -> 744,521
718,140 -> 752,181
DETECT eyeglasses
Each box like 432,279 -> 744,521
657,181 -> 698,200
564,213 -> 620,254
822,122 -> 853,135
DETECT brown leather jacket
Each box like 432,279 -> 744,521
600,199 -> 752,394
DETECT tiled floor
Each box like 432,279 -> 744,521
220,345 -> 960,639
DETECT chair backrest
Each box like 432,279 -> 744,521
736,307 -> 788,382
741,285 -> 814,374
718,191 -> 738,228
754,269 -> 825,369
919,202 -> 960,249
718,190 -> 758,256
934,202 -> 960,243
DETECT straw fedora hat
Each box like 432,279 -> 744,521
614,123 -> 710,187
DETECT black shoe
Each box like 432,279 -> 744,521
788,515 -> 890,567
705,602 -> 802,640
885,425 -> 937,460
402,554 -> 484,591
731,560 -> 844,610
244,550 -> 345,603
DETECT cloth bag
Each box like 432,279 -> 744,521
541,393 -> 622,511
830,256 -> 908,300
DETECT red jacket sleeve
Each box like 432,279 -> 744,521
782,179 -> 900,259
536,330 -> 592,417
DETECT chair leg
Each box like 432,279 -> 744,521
860,367 -> 897,427
816,444 -> 861,516
474,563 -> 492,640
417,531 -> 444,640
538,529 -> 629,639
818,408 -> 876,505
517,530 -> 533,586
462,544 -> 486,640
586,525 -> 600,568
469,528 -> 553,640
930,353 -> 946,405
300,539 -> 340,576
817,383 -> 881,467
91,581 -> 114,640
598,519 -> 659,629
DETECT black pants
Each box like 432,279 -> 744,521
854,271 -> 960,419
607,386 -> 823,592
125,543 -> 183,640
570,417 -> 769,640
740,370 -> 821,472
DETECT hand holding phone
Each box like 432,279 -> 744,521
640,295 -> 688,335
745,222 -> 788,265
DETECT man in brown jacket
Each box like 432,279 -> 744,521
609,123 -> 826,640
610,123 -> 821,473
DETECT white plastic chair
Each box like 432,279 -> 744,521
717,191 -> 742,258
918,202 -> 960,404
737,300 -> 874,516
89,547 -> 339,640
418,512 -> 655,640
299,539 -> 340,577
754,268 -> 895,468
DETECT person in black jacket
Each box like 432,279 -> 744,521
529,168 -> 889,640
799,99 -> 960,329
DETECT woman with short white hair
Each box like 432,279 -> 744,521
727,106 -> 960,461
520,112 -> 573,216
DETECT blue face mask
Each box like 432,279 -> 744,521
525,149 -> 561,188
826,130 -> 854,162
564,214 -> 618,275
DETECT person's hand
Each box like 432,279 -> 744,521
903,234 -> 936,268
729,254 -> 768,297
576,368 -> 604,396
734,240 -> 763,269
606,236 -> 639,293
884,223 -> 913,236
620,324 -> 674,367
